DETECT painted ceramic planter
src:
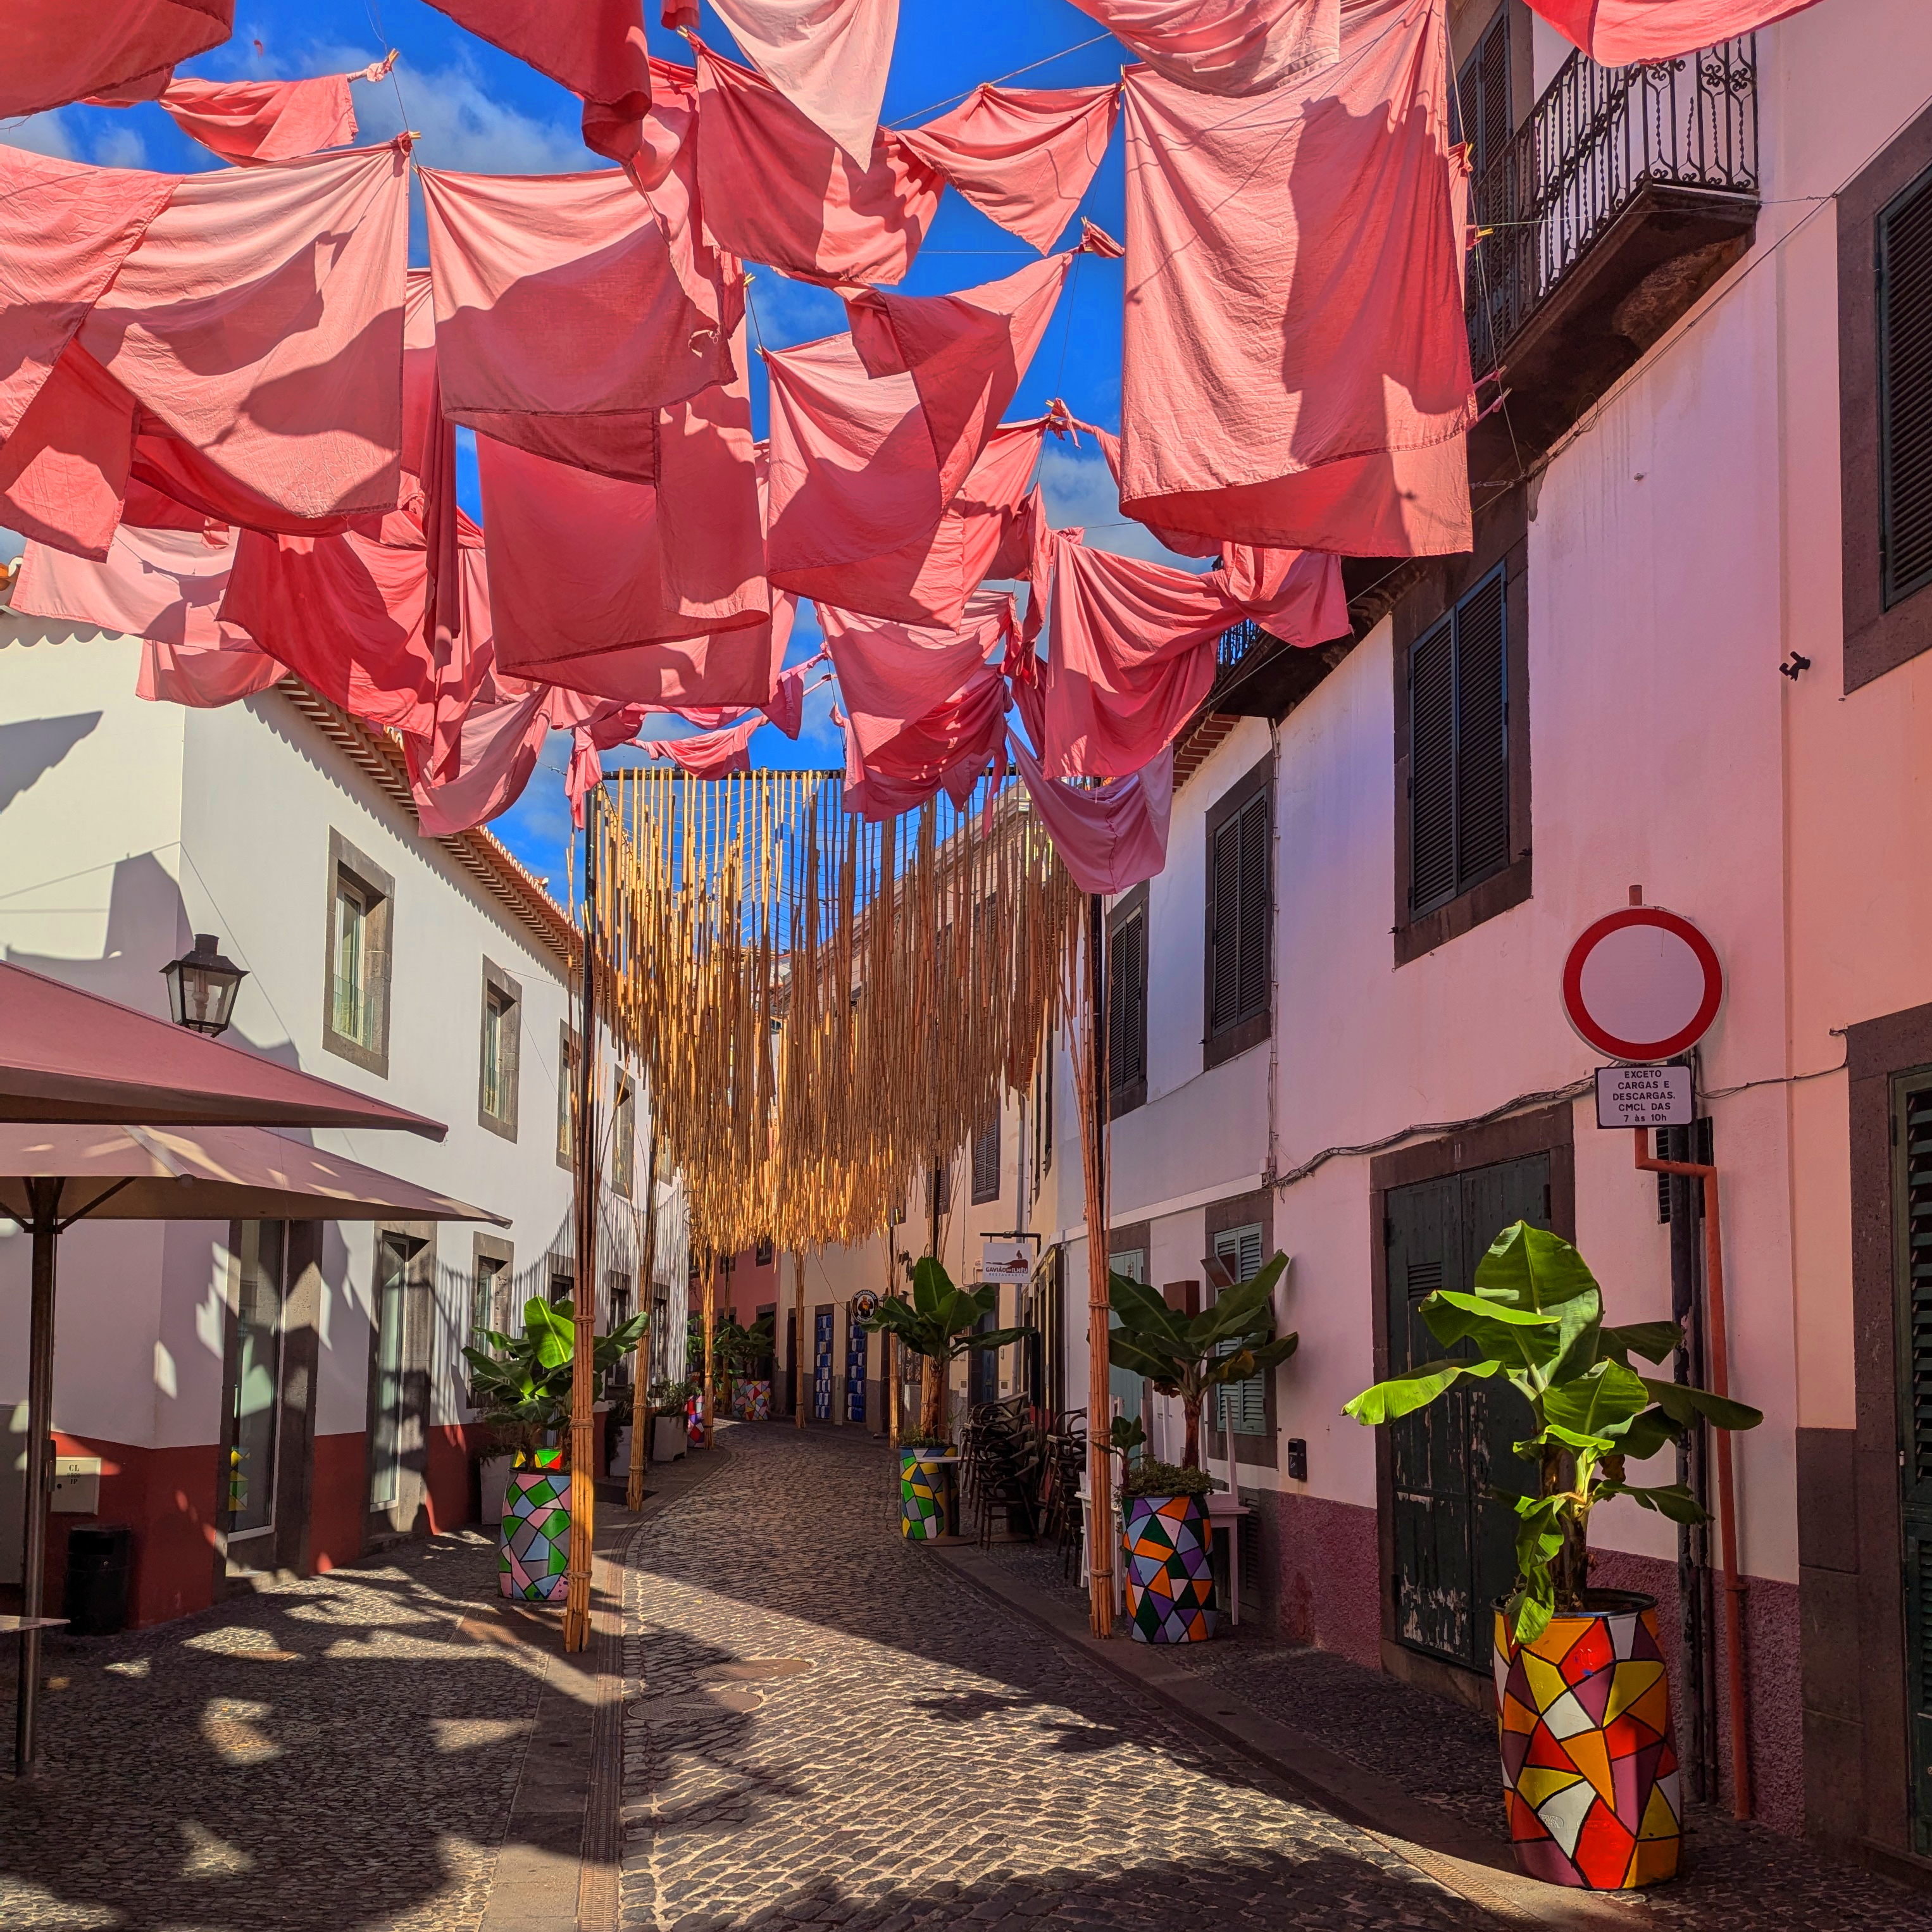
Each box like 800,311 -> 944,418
687,1394 -> 705,1445
1493,1592 -> 1681,1889
1122,1492 -> 1216,1643
499,1452 -> 570,1602
899,1447 -> 954,1540
733,1378 -> 771,1422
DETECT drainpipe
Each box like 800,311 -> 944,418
1632,1127 -> 1751,1820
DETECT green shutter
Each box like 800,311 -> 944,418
1896,1074 -> 1932,1848
1214,1225 -> 1269,1437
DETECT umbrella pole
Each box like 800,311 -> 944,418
15,1181 -> 61,1776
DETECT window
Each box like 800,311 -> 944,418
472,1254 -> 507,1345
971,1111 -> 1000,1205
1408,563 -> 1510,918
755,1238 -> 775,1267
1204,758 -> 1271,1069
606,1270 -> 635,1386
478,962 -> 521,1140
323,832 -> 393,1076
556,1025 -> 580,1170
611,1071 -> 635,1198
1106,885 -> 1149,1117
1452,5 -> 1514,376
1881,168 -> 1932,611
226,1221 -> 287,1538
1213,1225 -> 1268,1438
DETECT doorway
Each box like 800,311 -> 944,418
221,1221 -> 288,1557
368,1227 -> 433,1540
1383,1154 -> 1550,1673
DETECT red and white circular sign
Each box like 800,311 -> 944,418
1561,908 -> 1723,1064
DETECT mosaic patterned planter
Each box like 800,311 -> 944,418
899,1447 -> 954,1540
733,1379 -> 771,1422
1493,1593 -> 1681,1890
1122,1492 -> 1216,1643
687,1395 -> 705,1445
499,1454 -> 570,1602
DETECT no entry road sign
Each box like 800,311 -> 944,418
1562,907 -> 1723,1064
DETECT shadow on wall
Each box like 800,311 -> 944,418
0,712 -> 102,820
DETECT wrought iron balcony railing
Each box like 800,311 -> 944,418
1466,36 -> 1759,377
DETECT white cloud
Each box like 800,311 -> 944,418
356,59 -> 594,177
91,124 -> 148,170
0,111 -> 78,159
1037,443 -> 1211,570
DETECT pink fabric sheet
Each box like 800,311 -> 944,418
420,165 -> 732,480
2,0 -> 231,116
1068,0 -> 1337,93
3,142 -> 412,559
523,593 -> 796,709
1118,0 -> 1473,554
844,251 -> 1074,508
898,83 -> 1120,255
1040,532 -> 1226,779
139,68 -> 373,162
1009,733 -> 1173,896
0,148 -> 175,444
1524,0 -> 1818,62
423,1 -> 653,164
637,710 -> 764,776
408,682 -> 554,837
138,629 -> 284,706
699,0 -> 897,165
692,40 -> 942,287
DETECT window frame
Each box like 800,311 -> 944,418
477,959 -> 521,1141
1106,882 -> 1150,1118
556,1023 -> 580,1172
611,1068 -> 635,1199
1391,492 -> 1531,966
1202,753 -> 1272,1073
322,831 -> 393,1078
971,1107 -> 1002,1206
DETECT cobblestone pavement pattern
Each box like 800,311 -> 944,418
989,1530 -> 1932,1932
0,1531 -> 540,1932
621,1426 -> 1491,1932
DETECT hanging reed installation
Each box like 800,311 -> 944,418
593,768 -> 1080,1263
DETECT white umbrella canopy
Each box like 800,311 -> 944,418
2,1124 -> 506,1776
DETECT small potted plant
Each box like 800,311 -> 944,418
1343,1222 -> 1761,1890
864,1258 -> 1032,1540
465,1297 -> 645,1602
1106,1257 -> 1295,1643
648,1377 -> 695,1462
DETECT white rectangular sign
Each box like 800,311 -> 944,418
1595,1063 -> 1693,1129
979,1238 -> 1033,1285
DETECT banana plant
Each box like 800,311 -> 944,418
863,1257 -> 1033,1443
464,1296 -> 648,1466
1342,1222 -> 1760,1644
1106,1256 -> 1297,1471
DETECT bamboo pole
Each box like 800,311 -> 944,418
701,1250 -> 718,1449
564,799 -> 601,1655
793,1250 -> 806,1427
1075,894 -> 1115,1638
626,1128 -> 659,1512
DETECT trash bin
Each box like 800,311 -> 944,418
63,1524 -> 132,1636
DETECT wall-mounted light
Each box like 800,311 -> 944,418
161,933 -> 247,1038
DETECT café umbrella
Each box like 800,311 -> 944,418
1,1121 -> 507,1774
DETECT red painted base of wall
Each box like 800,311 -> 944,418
1251,1488 -> 1383,1669
309,1431 -> 367,1575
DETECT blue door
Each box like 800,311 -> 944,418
845,1309 -> 868,1422
813,1310 -> 834,1421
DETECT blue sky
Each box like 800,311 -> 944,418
1,1 -> 1192,891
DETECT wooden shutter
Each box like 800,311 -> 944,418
1209,812 -> 1242,1033
971,1114 -> 1000,1204
1409,564 -> 1510,918
1897,1075 -> 1932,1841
1881,168 -> 1932,609
1214,1224 -> 1269,1437
1209,795 -> 1268,1037
1107,906 -> 1147,1105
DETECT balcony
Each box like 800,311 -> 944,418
1466,35 -> 1760,485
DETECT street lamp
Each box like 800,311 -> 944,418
161,933 -> 248,1037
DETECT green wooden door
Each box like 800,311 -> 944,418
1385,1156 -> 1549,1671
1895,1075 -> 1932,1850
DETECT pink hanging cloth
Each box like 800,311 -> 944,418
4,141 -> 411,561
420,166 -> 733,480
843,249 -> 1078,508
956,420 -> 1049,592
690,0 -> 899,166
691,39 -> 943,287
532,599 -> 794,709
1041,532 -> 1233,779
0,148 -> 175,449
409,683 -> 556,837
898,83 -> 1121,255
1068,0 -> 1338,92
1118,0 -> 1473,554
2,0 -> 231,116
1524,0 -> 1817,62
637,711 -> 765,776
1009,734 -> 1173,895
100,61 -> 393,163
423,1 -> 652,165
